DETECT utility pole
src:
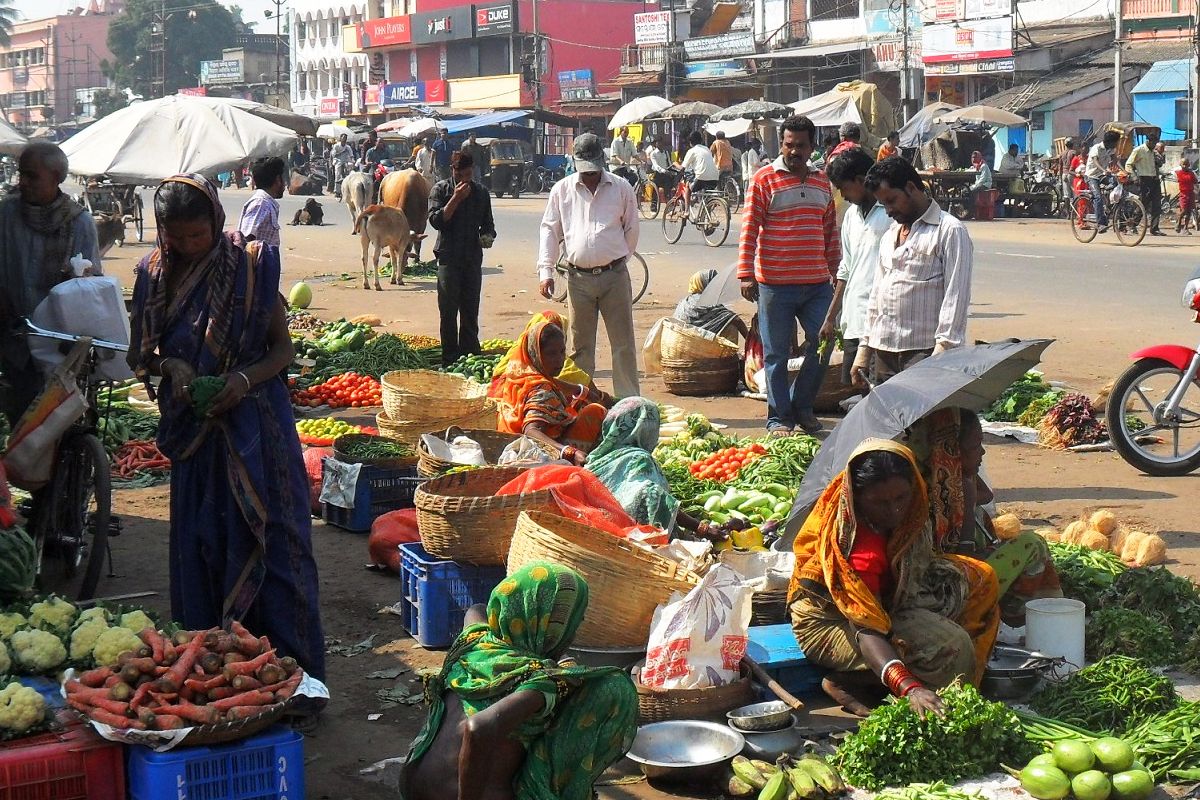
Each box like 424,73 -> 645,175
531,0 -> 541,112
1192,0 -> 1199,144
150,0 -> 166,98
900,0 -> 910,122
1113,0 -> 1122,121
271,0 -> 286,107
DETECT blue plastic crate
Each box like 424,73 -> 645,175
18,675 -> 65,710
399,542 -> 506,648
747,624 -> 826,699
321,460 -> 426,532
126,725 -> 303,800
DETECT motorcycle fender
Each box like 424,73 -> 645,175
1130,344 -> 1198,371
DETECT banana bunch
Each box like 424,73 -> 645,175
729,753 -> 847,800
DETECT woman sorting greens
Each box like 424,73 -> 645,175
401,563 -> 637,800
672,269 -> 748,342
586,397 -> 739,541
788,440 -> 999,717
495,318 -> 613,465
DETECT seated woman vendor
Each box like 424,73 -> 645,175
400,562 -> 637,800
908,408 -> 1062,626
586,397 -> 742,541
489,311 -> 594,397
789,440 -> 999,718
674,269 -> 749,343
495,319 -> 615,465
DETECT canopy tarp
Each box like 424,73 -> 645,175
898,101 -> 960,148
0,117 -> 27,156
792,80 -> 896,149
788,92 -> 862,128
444,110 -> 529,133
703,117 -> 754,138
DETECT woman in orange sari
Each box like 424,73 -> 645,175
788,439 -> 999,717
495,320 -> 612,465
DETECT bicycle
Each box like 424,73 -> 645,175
20,321 -> 126,600
524,165 -> 566,194
550,249 -> 650,305
1068,174 -> 1147,247
636,173 -> 662,220
661,171 -> 731,247
719,173 -> 743,213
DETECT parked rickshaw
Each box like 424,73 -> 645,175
1102,121 -> 1162,163
81,178 -> 145,242
484,138 -> 532,199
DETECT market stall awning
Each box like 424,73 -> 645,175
443,110 -> 529,133
789,92 -> 862,128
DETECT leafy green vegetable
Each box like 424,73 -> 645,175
1029,655 -> 1179,734
836,681 -> 1036,790
1123,700 -> 1200,777
1085,607 -> 1176,666
1048,542 -> 1126,609
1017,391 -> 1063,427
1097,567 -> 1200,649
984,372 -> 1060,423
189,376 -> 226,419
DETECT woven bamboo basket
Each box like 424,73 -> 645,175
417,427 -> 523,477
332,433 -> 419,469
751,589 -> 789,626
660,318 -> 738,362
506,511 -> 702,647
381,369 -> 489,424
377,402 -> 498,446
632,661 -> 756,723
661,355 -> 740,396
414,467 -> 554,566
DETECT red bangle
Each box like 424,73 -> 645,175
882,661 -> 924,698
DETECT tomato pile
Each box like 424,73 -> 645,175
290,373 -> 382,408
687,443 -> 767,482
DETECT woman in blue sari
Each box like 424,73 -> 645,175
127,174 -> 324,682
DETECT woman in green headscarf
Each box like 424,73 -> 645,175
673,269 -> 748,342
401,563 -> 637,800
586,397 -> 735,541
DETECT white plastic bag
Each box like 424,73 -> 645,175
642,317 -> 666,375
498,436 -> 554,466
448,435 -> 487,466
29,274 -> 132,381
719,549 -> 795,592
319,457 -> 362,509
641,564 -> 753,690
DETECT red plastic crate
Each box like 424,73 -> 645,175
0,722 -> 124,800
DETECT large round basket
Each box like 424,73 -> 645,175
632,661 -> 756,723
660,318 -> 739,362
333,433 -> 419,469
381,369 -> 489,424
751,589 -> 789,626
414,466 -> 555,566
507,511 -> 702,647
377,402 -> 499,446
661,355 -> 740,396
417,427 -> 523,477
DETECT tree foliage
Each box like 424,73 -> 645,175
104,0 -> 239,97
91,89 -> 129,120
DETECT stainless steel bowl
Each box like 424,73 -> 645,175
729,716 -> 805,760
727,700 -> 795,732
626,720 -> 746,782
982,646 -> 1056,701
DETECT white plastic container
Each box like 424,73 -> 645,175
1025,597 -> 1086,675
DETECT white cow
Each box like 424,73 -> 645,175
341,171 -> 373,230
353,204 -> 427,290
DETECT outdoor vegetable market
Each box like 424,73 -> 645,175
2,287 -> 1199,800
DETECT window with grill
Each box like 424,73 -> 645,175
809,0 -> 860,21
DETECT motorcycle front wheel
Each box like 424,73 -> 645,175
1105,357 -> 1200,476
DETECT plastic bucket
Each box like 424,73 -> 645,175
1025,598 -> 1085,675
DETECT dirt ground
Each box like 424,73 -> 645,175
89,188 -> 1200,798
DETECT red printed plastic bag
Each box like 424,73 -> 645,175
303,447 -> 333,516
743,313 -> 764,392
641,564 -> 752,690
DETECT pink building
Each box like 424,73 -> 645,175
0,3 -> 119,129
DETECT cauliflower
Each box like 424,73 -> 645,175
0,681 -> 46,733
69,619 -> 110,663
117,610 -> 155,635
0,613 -> 26,640
29,597 -> 78,635
0,642 -> 9,674
10,629 -> 66,673
75,607 -> 110,626
91,626 -> 145,667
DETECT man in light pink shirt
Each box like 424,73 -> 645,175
537,133 -> 640,397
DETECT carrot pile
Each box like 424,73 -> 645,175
64,622 -> 303,731
112,440 -> 170,479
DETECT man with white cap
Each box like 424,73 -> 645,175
537,133 -> 640,398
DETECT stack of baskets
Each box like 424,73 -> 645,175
506,511 -> 702,647
416,427 -> 523,478
378,370 -> 495,444
659,318 -> 740,396
414,466 -> 556,566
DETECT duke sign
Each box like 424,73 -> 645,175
474,2 -> 514,36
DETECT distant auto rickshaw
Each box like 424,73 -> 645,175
1102,122 -> 1162,163
484,138 -> 532,199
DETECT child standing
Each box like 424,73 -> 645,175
1176,157 -> 1197,234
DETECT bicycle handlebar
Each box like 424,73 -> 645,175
25,320 -> 129,353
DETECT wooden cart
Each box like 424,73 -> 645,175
81,179 -> 145,243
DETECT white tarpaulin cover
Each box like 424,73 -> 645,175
703,117 -> 754,138
191,96 -> 318,136
788,92 -> 863,128
0,117 -> 26,156
316,123 -> 369,142
61,95 -> 296,182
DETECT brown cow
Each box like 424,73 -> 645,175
378,169 -> 430,263
353,204 -> 427,290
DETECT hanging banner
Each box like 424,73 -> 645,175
921,17 -> 1012,63
358,16 -> 412,48
634,11 -> 672,45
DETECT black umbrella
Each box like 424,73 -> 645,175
778,339 -> 1055,546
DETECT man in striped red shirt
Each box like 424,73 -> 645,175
738,115 -> 840,435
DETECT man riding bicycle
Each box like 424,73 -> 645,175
675,130 -> 720,210
609,126 -> 639,187
1085,129 -> 1121,232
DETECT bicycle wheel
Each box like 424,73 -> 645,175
1114,196 -> 1147,247
637,180 -> 659,220
721,176 -> 742,212
701,197 -> 731,247
525,170 -> 542,194
134,195 -> 145,242
1070,195 -> 1098,243
662,198 -> 686,244
627,251 -> 649,304
44,433 -> 110,600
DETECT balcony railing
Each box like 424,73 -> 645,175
621,43 -> 679,71
763,19 -> 809,51
1122,0 -> 1189,16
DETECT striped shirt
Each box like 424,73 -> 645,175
737,157 -> 840,286
864,200 -> 973,352
237,189 -> 280,248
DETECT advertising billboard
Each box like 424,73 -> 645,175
921,16 -> 1012,63
475,2 -> 515,36
358,16 -> 412,49
634,11 -> 672,44
411,7 -> 473,44
199,59 -> 242,85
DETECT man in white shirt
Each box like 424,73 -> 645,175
851,157 -> 974,388
609,126 -> 638,186
675,130 -> 719,208
645,137 -> 673,204
237,156 -> 285,248
1086,129 -> 1121,230
329,133 -> 355,193
998,144 -> 1024,174
414,137 -> 435,182
537,133 -> 640,397
821,147 -> 890,386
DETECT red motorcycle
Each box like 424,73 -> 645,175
1105,268 -> 1200,475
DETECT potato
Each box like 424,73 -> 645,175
1088,509 -> 1118,536
1135,533 -> 1167,567
1121,530 -> 1148,564
1081,529 -> 1110,550
1108,525 -> 1128,556
1062,520 -> 1087,545
1035,526 -> 1061,543
993,513 -> 1023,541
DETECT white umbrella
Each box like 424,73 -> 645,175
316,123 -> 369,142
61,95 -> 296,183
608,96 -> 672,130
0,117 -> 27,157
192,96 -> 318,136
382,117 -> 443,140
936,105 -> 1028,127
703,117 -> 754,138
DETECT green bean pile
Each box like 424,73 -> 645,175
875,783 -> 987,800
1014,710 -> 1099,744
732,434 -> 820,486
1123,700 -> 1200,779
1029,655 -> 1179,734
309,334 -> 433,381
339,436 -> 416,461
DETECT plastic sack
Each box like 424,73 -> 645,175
497,436 -> 553,467
718,549 -> 795,592
642,317 -> 666,375
319,457 -> 361,509
743,313 -> 764,391
650,539 -> 712,575
303,447 -> 334,515
420,433 -> 488,466
3,341 -> 90,490
642,564 -> 753,689
29,275 -> 132,382
368,508 -> 420,572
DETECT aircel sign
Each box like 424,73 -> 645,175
474,2 -> 514,36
